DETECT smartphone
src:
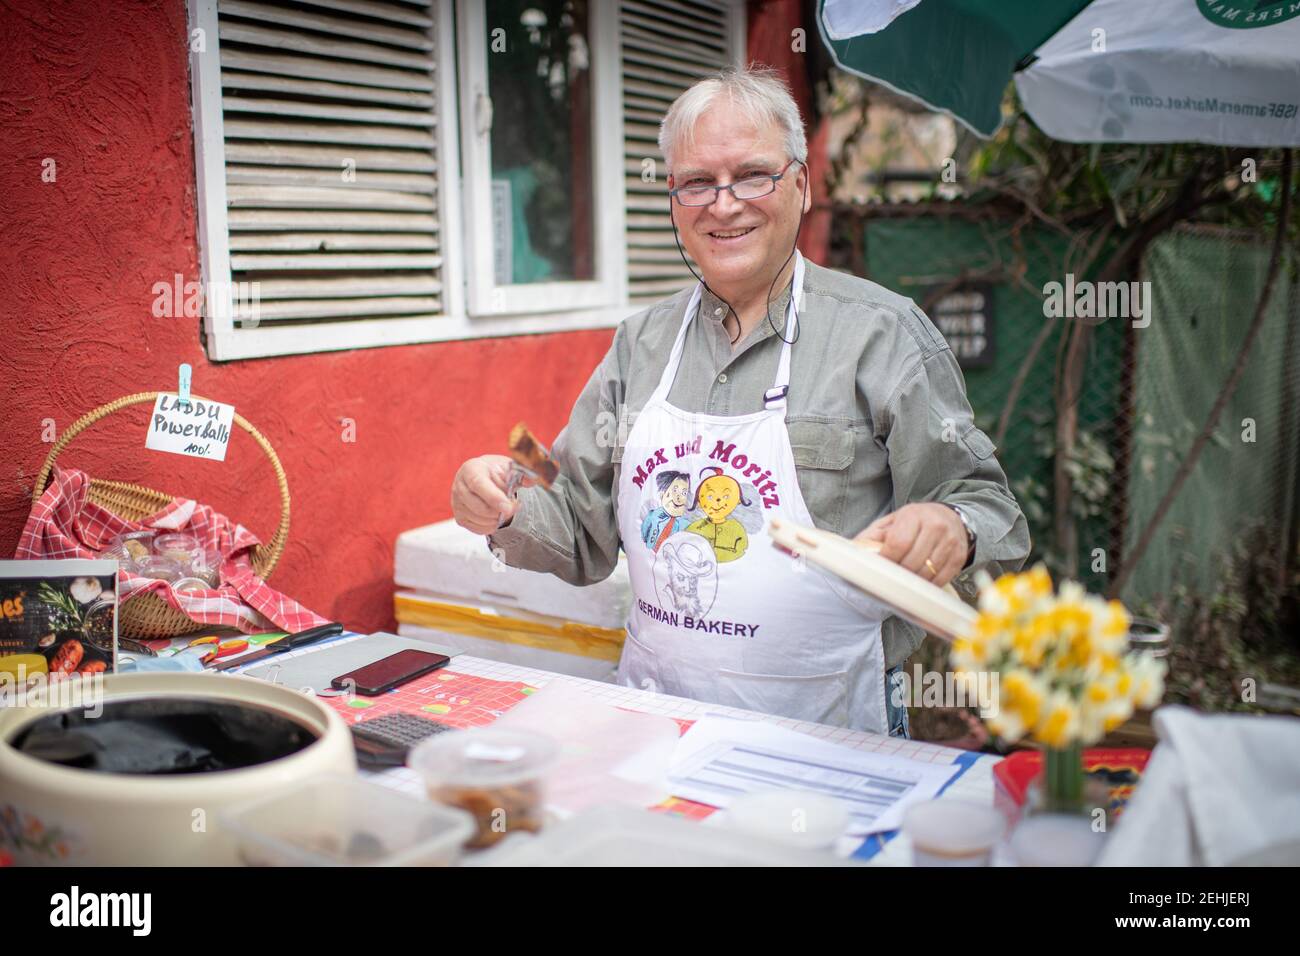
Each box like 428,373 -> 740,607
331,649 -> 451,696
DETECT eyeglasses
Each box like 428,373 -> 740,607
669,159 -> 801,207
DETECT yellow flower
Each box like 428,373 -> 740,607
1011,625 -> 1047,668
1084,678 -> 1112,705
1027,564 -> 1052,597
985,669 -> 1045,744
1078,688 -> 1133,745
1127,654 -> 1167,710
961,566 -> 1159,747
1101,599 -> 1130,638
1034,692 -> 1081,749
950,637 -> 987,672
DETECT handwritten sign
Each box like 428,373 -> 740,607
145,395 -> 234,462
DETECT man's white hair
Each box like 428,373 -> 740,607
658,66 -> 807,173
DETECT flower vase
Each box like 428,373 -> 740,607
1011,744 -> 1108,866
1041,742 -> 1085,814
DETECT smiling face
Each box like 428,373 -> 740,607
697,474 -> 741,524
668,106 -> 809,298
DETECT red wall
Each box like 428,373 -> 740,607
748,0 -> 832,262
0,0 -> 820,633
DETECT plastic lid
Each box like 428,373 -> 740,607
154,533 -> 200,552
132,555 -> 184,581
902,799 -> 1006,855
725,790 -> 850,849
409,728 -> 558,788
172,577 -> 212,593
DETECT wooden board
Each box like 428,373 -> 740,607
767,518 -> 978,643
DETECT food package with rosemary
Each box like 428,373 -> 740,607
0,560 -> 118,682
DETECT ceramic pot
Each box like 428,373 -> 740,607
0,672 -> 355,865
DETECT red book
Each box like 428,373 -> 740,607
993,748 -> 1151,825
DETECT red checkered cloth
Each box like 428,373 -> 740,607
15,466 -> 329,634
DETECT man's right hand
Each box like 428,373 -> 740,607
450,455 -> 530,535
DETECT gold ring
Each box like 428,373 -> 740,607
924,559 -> 938,576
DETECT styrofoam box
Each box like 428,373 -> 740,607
394,520 -> 632,631
397,620 -> 619,684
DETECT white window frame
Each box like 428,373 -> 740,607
189,0 -> 637,358
456,0 -> 626,316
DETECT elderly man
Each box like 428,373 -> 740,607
451,67 -> 1029,737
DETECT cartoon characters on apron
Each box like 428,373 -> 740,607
615,253 -> 892,734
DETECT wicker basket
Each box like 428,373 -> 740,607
32,391 -> 291,639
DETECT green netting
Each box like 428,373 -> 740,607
864,216 -> 1125,592
1124,229 -> 1300,605
861,216 -> 1299,604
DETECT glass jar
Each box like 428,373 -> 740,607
1127,617 -> 1170,658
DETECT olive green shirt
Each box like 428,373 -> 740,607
490,260 -> 1031,668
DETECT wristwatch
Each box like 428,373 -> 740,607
942,503 -> 977,569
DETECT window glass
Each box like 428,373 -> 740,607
487,0 -> 594,285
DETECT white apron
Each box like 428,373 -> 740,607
615,253 -> 890,733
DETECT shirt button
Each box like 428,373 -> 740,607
718,373 -> 728,384
713,307 -> 723,317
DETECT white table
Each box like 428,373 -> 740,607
250,631 -> 1000,864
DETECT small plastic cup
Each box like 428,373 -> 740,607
192,549 -> 224,587
154,533 -> 203,572
108,530 -> 156,563
725,790 -> 850,851
410,728 -> 558,849
903,799 -> 1006,866
172,576 -> 213,594
132,555 -> 184,583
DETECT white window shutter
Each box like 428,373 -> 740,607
620,0 -> 742,303
217,0 -> 444,326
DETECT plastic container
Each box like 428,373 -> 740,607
410,728 -> 558,848
131,555 -> 184,583
192,549 -> 224,587
153,533 -> 203,572
724,790 -> 850,851
902,799 -> 1006,866
219,774 -> 475,866
474,804 -> 851,867
108,530 -> 156,563
171,576 -> 212,594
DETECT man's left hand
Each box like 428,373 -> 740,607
856,502 -> 968,586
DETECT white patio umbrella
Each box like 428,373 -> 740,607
819,0 -> 1300,145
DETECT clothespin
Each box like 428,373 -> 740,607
177,363 -> 192,411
